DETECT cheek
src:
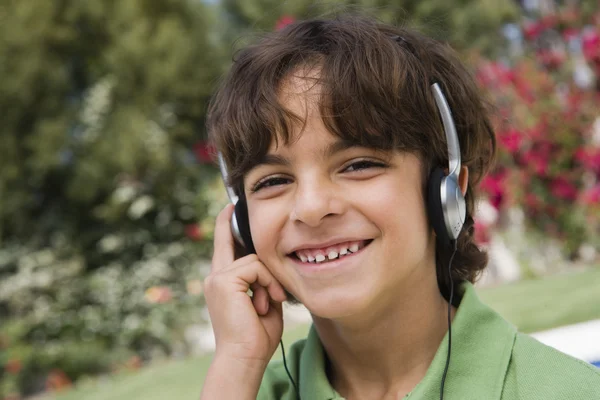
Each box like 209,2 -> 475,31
247,201 -> 287,261
366,183 -> 431,249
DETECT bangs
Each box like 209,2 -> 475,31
208,18 -> 442,190
208,16 -> 492,192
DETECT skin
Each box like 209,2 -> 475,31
242,73 -> 470,399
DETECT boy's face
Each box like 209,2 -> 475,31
243,74 -> 437,318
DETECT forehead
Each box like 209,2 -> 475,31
269,68 -> 329,152
278,67 -> 323,121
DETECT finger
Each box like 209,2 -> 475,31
251,285 -> 269,316
211,204 -> 236,271
236,262 -> 288,303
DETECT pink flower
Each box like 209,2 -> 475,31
476,62 -> 513,87
582,29 -> 600,62
512,74 -> 536,104
550,176 -> 578,201
536,49 -> 566,70
582,185 -> 600,205
562,28 -> 579,41
540,14 -> 558,30
523,20 -> 544,40
521,149 -> 549,176
192,142 -> 215,164
575,148 -> 600,172
275,15 -> 295,31
474,220 -> 491,245
480,171 -> 506,209
527,122 -> 547,140
524,193 -> 542,211
498,129 -> 523,154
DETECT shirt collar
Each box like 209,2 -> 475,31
298,282 -> 516,399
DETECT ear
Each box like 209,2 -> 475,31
459,166 -> 469,196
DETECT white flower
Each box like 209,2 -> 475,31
128,195 -> 155,219
98,235 -> 123,253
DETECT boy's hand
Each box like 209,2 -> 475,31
204,204 -> 287,368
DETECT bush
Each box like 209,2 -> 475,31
475,4 -> 600,257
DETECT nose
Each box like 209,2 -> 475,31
290,177 -> 346,227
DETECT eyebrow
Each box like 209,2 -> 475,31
252,139 -> 358,169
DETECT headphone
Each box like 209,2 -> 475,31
217,82 -> 466,253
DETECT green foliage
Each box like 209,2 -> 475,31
220,0 -> 519,54
0,0 -> 226,396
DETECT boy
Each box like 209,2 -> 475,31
201,14 -> 600,400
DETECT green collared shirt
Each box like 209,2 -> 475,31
258,282 -> 600,399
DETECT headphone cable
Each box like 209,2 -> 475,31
280,339 -> 301,400
440,239 -> 458,400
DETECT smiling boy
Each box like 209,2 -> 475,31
200,14 -> 600,400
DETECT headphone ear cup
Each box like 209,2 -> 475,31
427,167 -> 451,249
234,196 -> 256,254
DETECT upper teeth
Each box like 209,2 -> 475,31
295,241 -> 365,264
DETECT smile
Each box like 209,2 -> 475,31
290,239 -> 373,265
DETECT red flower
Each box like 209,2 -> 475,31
550,176 -> 578,201
575,148 -> 600,172
540,14 -> 558,30
521,149 -> 549,176
275,15 -> 295,31
480,171 -> 506,209
524,193 -> 542,211
192,142 -> 215,164
562,28 -> 579,41
474,220 -> 491,246
523,20 -> 544,41
582,185 -> 600,205
582,29 -> 600,62
476,62 -> 513,87
46,369 -> 72,391
498,129 -> 523,154
536,49 -> 566,70
512,74 -> 535,104
527,122 -> 547,140
185,224 -> 203,241
5,358 -> 22,374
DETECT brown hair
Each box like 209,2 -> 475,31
207,14 -> 496,301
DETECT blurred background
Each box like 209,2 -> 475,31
0,0 -> 599,399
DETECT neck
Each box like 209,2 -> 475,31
312,271 -> 455,399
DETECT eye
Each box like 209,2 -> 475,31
343,160 -> 387,172
251,176 -> 291,192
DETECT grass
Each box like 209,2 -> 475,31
50,266 -> 600,400
478,266 -> 600,333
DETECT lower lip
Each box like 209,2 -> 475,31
288,241 -> 372,275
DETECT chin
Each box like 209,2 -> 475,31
297,285 -> 372,320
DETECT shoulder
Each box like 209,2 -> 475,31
257,337 -> 308,400
502,332 -> 600,400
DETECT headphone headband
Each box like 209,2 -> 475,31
217,152 -> 239,205
431,83 -> 461,180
